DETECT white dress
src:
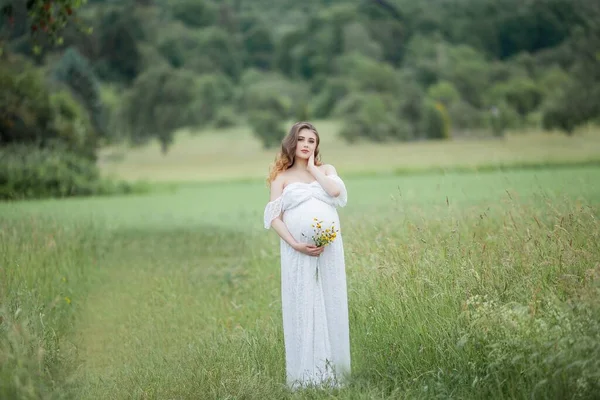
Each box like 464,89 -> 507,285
264,175 -> 351,389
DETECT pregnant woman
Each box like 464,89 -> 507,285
263,121 -> 351,390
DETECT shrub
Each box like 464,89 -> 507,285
309,77 -> 352,118
0,144 -> 136,200
188,73 -> 235,126
337,93 -> 412,143
213,107 -> 238,129
486,102 -> 521,137
448,101 -> 485,133
427,80 -> 461,108
52,47 -> 108,138
171,0 -> 218,28
0,56 -> 98,158
420,100 -> 451,140
239,71 -> 309,119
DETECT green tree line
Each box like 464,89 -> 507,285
1,0 -> 599,197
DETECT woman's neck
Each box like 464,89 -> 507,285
291,157 -> 308,170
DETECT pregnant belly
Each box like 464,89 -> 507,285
283,198 -> 340,244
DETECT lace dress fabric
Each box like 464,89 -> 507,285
264,175 -> 351,389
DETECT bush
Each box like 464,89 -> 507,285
427,80 -> 461,107
189,73 -> 235,126
213,107 -> 238,129
309,77 -> 352,118
487,77 -> 543,117
171,0 -> 218,28
486,102 -> 521,137
52,47 -> 108,138
420,100 -> 451,140
0,144 -> 137,200
337,93 -> 412,143
448,101 -> 485,133
239,71 -> 309,119
333,52 -> 401,94
0,57 -> 98,158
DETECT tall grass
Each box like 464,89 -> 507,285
0,217 -> 109,399
346,198 -> 600,398
1,168 -> 599,399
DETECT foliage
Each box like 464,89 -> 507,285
487,103 -> 520,137
116,66 -> 200,154
239,70 -> 308,120
0,54 -> 140,199
170,0 -> 218,29
487,77 -> 543,117
190,72 -> 235,127
93,4 -> 143,84
213,106 -> 238,129
247,110 -> 285,149
337,93 -> 412,143
243,23 -> 275,70
0,0 -> 89,53
427,80 -> 460,108
420,100 -> 451,140
0,56 -> 97,158
52,46 -> 107,138
541,2 -> 600,134
309,77 -> 352,118
0,143 -> 135,199
2,0 -> 599,153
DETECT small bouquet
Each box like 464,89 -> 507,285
303,218 -> 339,247
302,218 -> 339,281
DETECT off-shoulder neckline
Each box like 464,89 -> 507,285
283,180 -> 318,191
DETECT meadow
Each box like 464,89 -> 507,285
1,123 -> 600,399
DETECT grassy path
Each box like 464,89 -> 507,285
68,227 -> 263,399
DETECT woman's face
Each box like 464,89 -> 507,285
295,128 -> 318,160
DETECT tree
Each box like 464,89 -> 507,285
116,66 -> 200,154
52,47 -> 107,138
0,55 -> 98,158
1,0 -> 90,54
541,0 -> 600,134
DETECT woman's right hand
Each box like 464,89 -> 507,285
293,242 -> 324,257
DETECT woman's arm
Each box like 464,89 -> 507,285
267,175 -> 298,247
308,159 -> 341,198
267,175 -> 324,256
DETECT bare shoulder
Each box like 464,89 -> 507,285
271,171 -> 287,187
275,169 -> 292,185
269,172 -> 286,200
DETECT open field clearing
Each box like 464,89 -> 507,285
98,122 -> 600,183
2,163 -> 600,399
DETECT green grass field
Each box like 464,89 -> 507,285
2,126 -> 600,399
98,121 -> 600,182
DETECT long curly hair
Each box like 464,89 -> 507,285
266,121 -> 323,185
